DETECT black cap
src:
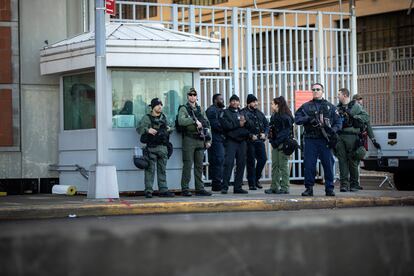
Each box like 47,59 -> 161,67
150,98 -> 162,109
246,94 -> 258,104
187,88 -> 197,95
229,94 -> 240,102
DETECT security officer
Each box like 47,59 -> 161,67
336,88 -> 370,192
295,83 -> 342,196
178,88 -> 212,196
220,94 -> 250,194
242,94 -> 269,190
206,93 -> 225,192
137,98 -> 175,198
351,94 -> 381,190
353,94 -> 381,150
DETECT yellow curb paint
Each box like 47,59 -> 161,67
1,196 -> 414,220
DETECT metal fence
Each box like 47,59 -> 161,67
358,45 -> 414,126
112,1 -> 356,181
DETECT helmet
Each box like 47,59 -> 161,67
281,138 -> 300,156
133,155 -> 149,169
353,146 -> 367,161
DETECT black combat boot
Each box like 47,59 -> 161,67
301,187 -> 313,196
255,181 -> 263,189
145,191 -> 153,198
195,189 -> 212,196
182,190 -> 192,197
249,185 -> 257,190
340,186 -> 348,192
325,190 -> 336,196
159,191 -> 175,197
234,188 -> 248,194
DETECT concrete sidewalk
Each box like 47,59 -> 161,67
1,184 -> 413,220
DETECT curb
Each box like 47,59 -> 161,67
1,196 -> 414,220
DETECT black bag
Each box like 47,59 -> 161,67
175,105 -> 186,133
167,142 -> 173,159
133,148 -> 149,170
281,137 -> 299,156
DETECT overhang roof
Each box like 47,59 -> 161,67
40,23 -> 220,75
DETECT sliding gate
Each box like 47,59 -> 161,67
112,1 -> 357,181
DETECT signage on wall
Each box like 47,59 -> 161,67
106,0 -> 116,16
294,90 -> 313,111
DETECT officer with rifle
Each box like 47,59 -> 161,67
177,88 -> 212,197
295,83 -> 342,196
336,88 -> 370,192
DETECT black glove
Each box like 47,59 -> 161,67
309,117 -> 320,127
372,139 -> 381,149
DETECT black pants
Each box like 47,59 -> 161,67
208,138 -> 224,190
222,139 -> 247,191
246,140 -> 267,187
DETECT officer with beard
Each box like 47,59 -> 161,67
241,94 -> 269,190
206,93 -> 225,192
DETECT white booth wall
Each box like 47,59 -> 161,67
59,69 -> 201,192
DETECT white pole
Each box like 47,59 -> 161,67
350,0 -> 358,94
88,0 -> 119,199
317,11 -> 325,87
232,7 -> 239,96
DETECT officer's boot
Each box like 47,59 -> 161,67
340,184 -> 348,192
301,187 -> 313,196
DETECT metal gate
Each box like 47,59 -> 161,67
113,1 -> 356,181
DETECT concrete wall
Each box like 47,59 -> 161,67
0,0 -> 70,178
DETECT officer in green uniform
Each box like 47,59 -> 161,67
336,88 -> 370,192
137,98 -> 175,198
178,88 -> 212,196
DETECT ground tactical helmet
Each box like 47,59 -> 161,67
133,155 -> 149,169
353,145 -> 367,161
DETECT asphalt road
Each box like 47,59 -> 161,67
1,207 -> 414,276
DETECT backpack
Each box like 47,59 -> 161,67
175,105 -> 186,133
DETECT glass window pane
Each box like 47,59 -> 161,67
63,73 -> 95,130
111,70 -> 193,128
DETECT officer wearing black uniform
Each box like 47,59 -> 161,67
242,94 -> 269,190
206,93 -> 225,192
295,83 -> 342,196
220,94 -> 250,194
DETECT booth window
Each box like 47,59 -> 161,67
63,73 -> 96,130
112,70 -> 193,128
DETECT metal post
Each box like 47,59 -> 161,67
246,9 -> 253,95
317,11 -> 325,87
350,1 -> 358,94
88,0 -> 119,199
389,48 -> 395,125
189,5 -> 195,34
232,7 -> 239,95
172,4 -> 178,31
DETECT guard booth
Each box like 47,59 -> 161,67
40,23 -> 220,192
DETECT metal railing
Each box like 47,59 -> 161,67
358,45 -> 414,126
112,1 -> 355,181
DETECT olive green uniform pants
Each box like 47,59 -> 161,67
336,134 -> 360,189
271,147 -> 290,192
181,135 -> 206,191
145,145 -> 168,193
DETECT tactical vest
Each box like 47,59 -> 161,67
140,113 -> 169,147
303,99 -> 332,139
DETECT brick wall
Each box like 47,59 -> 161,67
0,27 -> 12,83
0,89 -> 13,146
0,0 -> 10,21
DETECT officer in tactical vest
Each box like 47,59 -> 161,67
220,94 -> 250,194
242,94 -> 269,190
137,98 -> 175,198
336,89 -> 370,192
206,93 -> 225,192
295,83 -> 342,197
178,88 -> 212,196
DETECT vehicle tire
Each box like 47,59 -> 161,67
393,171 -> 413,191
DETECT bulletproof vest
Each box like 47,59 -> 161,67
141,114 -> 169,147
244,108 -> 265,135
303,99 -> 332,138
183,103 -> 208,135
337,101 -> 356,128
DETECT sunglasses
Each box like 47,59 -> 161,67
188,93 -> 197,96
312,88 -> 322,92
